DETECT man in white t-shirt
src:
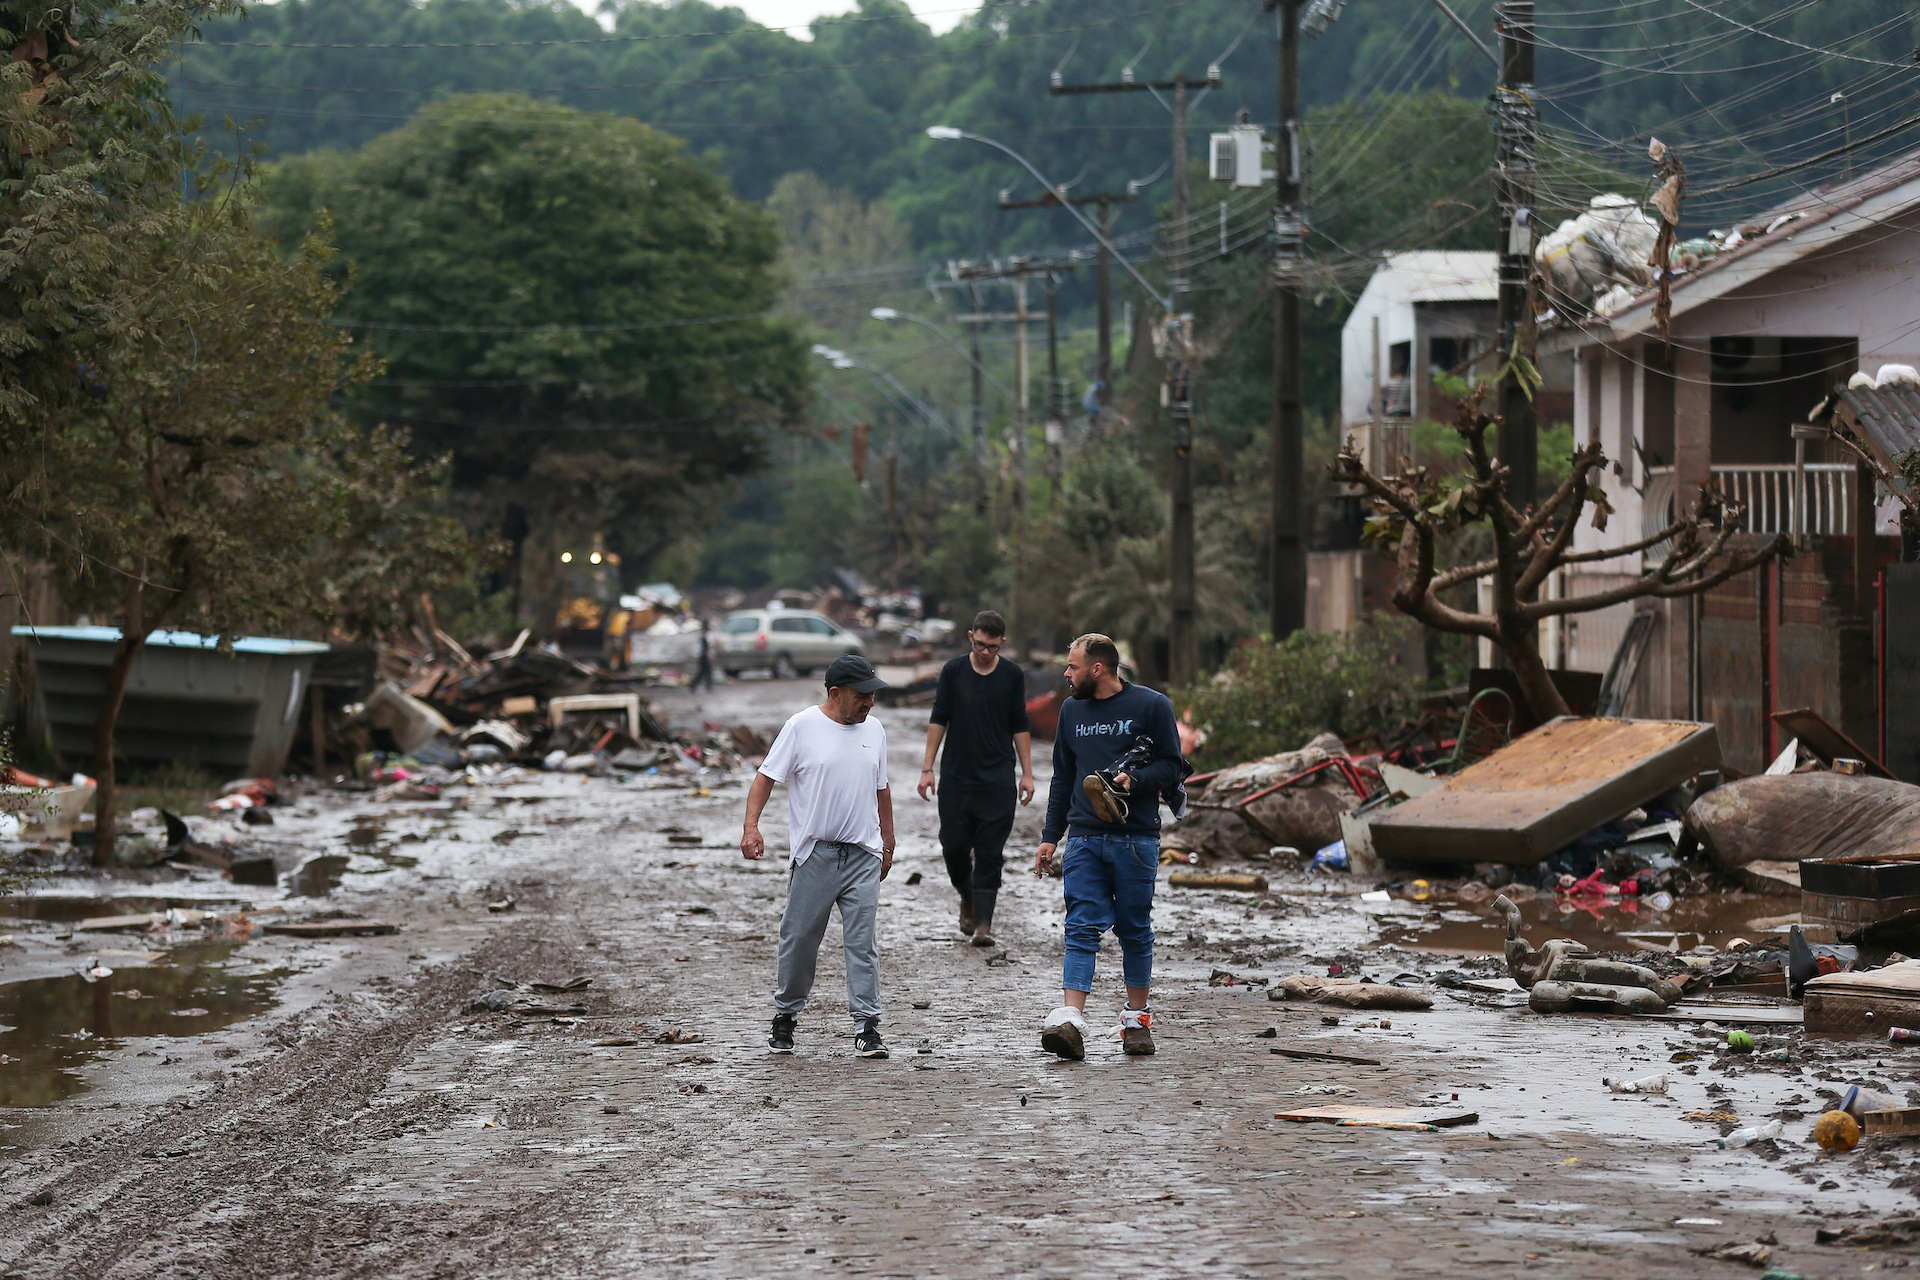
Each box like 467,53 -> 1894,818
741,653 -> 894,1058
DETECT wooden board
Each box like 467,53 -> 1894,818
1268,1047 -> 1382,1065
264,920 -> 399,937
1168,872 -> 1269,892
1635,1004 -> 1804,1025
1274,1104 -> 1478,1128
1864,1108 -> 1920,1137
1369,718 -> 1719,865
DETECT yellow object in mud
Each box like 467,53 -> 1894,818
1409,879 -> 1431,901
1815,1109 -> 1862,1152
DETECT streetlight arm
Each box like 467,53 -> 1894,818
870,307 -> 1015,400
927,126 -> 1172,313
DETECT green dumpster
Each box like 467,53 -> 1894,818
11,627 -> 328,777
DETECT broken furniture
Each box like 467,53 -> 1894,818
1803,960 -> 1920,1035
548,693 -> 646,743
11,626 -> 328,777
1368,717 -> 1720,865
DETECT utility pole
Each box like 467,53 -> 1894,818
1493,0 -> 1538,513
1266,0 -> 1307,642
1044,267 -> 1063,472
998,187 -> 1137,413
1051,66 -> 1217,688
1168,74 -> 1197,689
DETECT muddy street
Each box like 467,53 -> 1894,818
1,677 -> 1915,1279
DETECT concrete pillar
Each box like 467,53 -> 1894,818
1674,343 -> 1713,509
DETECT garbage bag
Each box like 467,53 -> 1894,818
1535,194 -> 1659,310
1685,772 -> 1920,870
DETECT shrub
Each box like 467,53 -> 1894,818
1178,619 -> 1419,770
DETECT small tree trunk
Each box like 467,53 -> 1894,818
90,634 -> 145,868
1501,626 -> 1572,725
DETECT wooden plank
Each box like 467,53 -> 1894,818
263,920 -> 399,937
1268,1047 -> 1381,1065
1635,1004 -> 1804,1024
1274,1104 -> 1478,1128
77,914 -> 161,931
1168,872 -> 1269,892
1864,1108 -> 1920,1137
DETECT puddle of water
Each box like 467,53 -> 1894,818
289,855 -> 350,897
1373,890 -> 1802,955
0,896 -> 247,924
337,823 -> 421,872
0,943 -> 287,1106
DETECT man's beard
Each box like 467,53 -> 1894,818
1069,673 -> 1099,700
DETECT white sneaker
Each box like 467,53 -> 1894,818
1040,1006 -> 1086,1061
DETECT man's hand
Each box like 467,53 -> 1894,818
1034,841 -> 1057,878
1112,772 -> 1132,792
916,768 -> 936,802
880,848 -> 895,880
741,826 -> 765,860
1018,771 -> 1036,806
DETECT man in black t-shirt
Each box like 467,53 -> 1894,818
917,609 -> 1035,947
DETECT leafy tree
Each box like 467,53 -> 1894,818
1335,385 -> 1787,723
0,194 -> 469,864
255,94 -> 810,616
0,0 -> 239,422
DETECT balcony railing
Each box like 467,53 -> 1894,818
1642,463 -> 1854,545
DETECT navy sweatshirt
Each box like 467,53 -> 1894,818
1041,682 -> 1185,844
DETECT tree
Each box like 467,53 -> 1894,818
0,194 -> 469,864
255,94 -> 811,612
0,0 -> 239,422
1333,385 -> 1789,724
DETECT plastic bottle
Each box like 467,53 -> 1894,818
1842,1085 -> 1902,1119
1889,1027 -> 1920,1045
1716,1119 -> 1783,1148
1604,1072 -> 1668,1094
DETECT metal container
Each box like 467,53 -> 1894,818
12,626 -> 327,777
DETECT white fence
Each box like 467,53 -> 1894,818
1642,463 -> 1853,543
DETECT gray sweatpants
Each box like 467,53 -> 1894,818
775,840 -> 882,1022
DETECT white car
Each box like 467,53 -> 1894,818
718,609 -> 863,679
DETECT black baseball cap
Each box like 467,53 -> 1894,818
824,653 -> 888,693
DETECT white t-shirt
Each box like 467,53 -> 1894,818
757,705 -> 890,865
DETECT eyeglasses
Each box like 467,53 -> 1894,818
969,635 -> 1003,653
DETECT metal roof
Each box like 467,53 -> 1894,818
1357,251 -> 1498,306
1818,383 -> 1920,502
11,626 -> 329,655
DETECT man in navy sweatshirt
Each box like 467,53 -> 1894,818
1031,632 -> 1185,1059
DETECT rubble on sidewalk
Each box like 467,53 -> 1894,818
1269,974 -> 1433,1010
1161,732 -> 1376,862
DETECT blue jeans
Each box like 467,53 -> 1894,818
1060,833 -> 1159,993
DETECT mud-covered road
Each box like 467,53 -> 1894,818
3,678 -> 1917,1278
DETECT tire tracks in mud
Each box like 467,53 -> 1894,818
0,921 -> 612,1279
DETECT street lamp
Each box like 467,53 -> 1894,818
924,125 -> 1172,313
809,343 -> 958,442
868,307 -> 1014,400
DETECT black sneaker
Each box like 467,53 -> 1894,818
768,1013 -> 796,1054
855,1019 -> 888,1059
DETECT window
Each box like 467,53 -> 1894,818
721,616 -> 759,635
771,618 -> 809,633
806,618 -> 837,635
